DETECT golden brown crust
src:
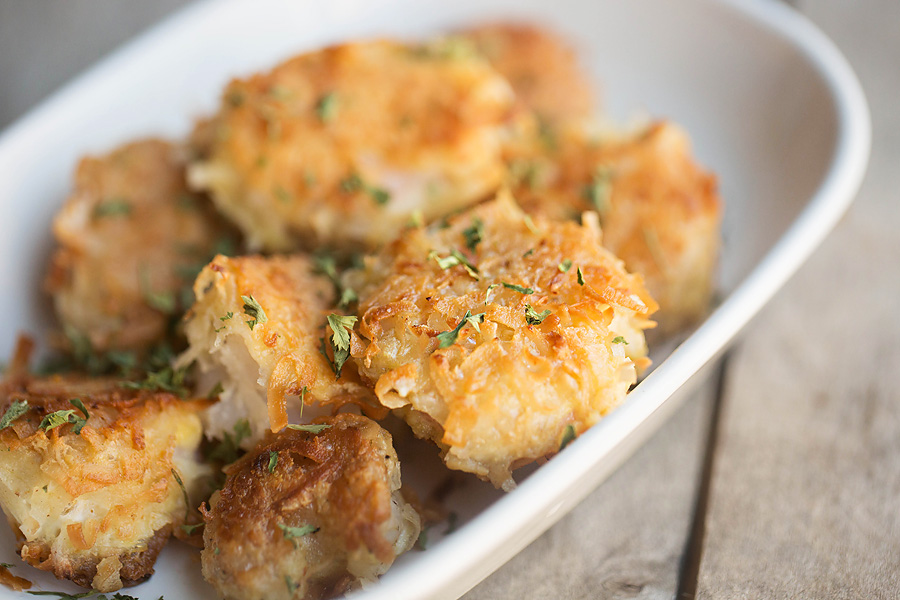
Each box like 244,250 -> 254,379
189,39 -> 517,252
0,371 -> 209,592
462,23 -> 596,125
505,120 -> 722,332
202,414 -> 419,600
181,254 -> 375,442
45,138 -> 235,353
348,192 -> 656,489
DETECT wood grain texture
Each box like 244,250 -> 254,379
697,1 -> 900,598
465,382 -> 716,600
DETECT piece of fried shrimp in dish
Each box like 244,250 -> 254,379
201,413 -> 420,600
348,192 -> 657,490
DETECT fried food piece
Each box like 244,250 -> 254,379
179,255 -> 374,445
45,139 -> 234,354
188,39 -> 517,253
348,192 -> 657,490
201,413 -> 420,600
461,23 -> 595,125
506,121 -> 722,332
0,365 -> 210,592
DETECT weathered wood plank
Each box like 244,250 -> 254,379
697,2 -> 900,597
465,379 -> 716,600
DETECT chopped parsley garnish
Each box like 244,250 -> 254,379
0,400 -> 28,430
501,282 -> 534,295
612,336 -> 629,345
93,199 -> 132,219
206,418 -> 252,464
171,468 -> 190,521
559,425 -> 577,451
436,311 -> 485,348
340,173 -> 391,205
226,90 -> 245,107
322,314 -> 357,377
484,283 -> 500,304
242,295 -> 268,330
286,423 -> 333,434
523,248 -> 535,258
120,364 -> 190,398
537,117 -> 558,152
180,523 -> 204,535
338,287 -> 358,308
316,92 -> 338,123
273,185 -> 291,203
428,249 -> 479,279
39,399 -> 89,434
267,450 -> 278,473
407,210 -> 424,228
582,166 -> 613,215
558,259 -> 573,273
462,218 -> 484,252
0,562 -> 13,568
139,267 -> 176,314
278,523 -> 319,548
525,305 -> 551,325
285,576 -> 299,593
207,382 -> 224,399
577,267 -> 585,286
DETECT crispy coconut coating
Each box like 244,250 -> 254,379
0,363 -> 209,592
461,22 -> 596,125
201,413 -> 420,600
188,39 -> 517,253
347,193 -> 657,490
45,138 -> 235,354
179,255 -> 374,445
505,120 -> 722,332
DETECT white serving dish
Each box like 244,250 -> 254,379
0,0 -> 869,598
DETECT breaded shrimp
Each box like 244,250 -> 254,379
201,413 -> 420,600
188,39 -> 517,253
347,192 -> 657,490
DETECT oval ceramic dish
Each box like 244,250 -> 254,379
0,0 -> 869,598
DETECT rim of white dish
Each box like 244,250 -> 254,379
352,0 -> 871,599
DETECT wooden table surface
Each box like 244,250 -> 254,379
1,1 -> 896,598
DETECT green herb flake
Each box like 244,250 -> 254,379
558,259 -> 573,273
436,311 -> 485,349
577,267 -> 585,286
462,218 -> 485,252
612,336 -> 629,345
120,364 -> 190,398
206,418 -> 251,464
339,172 -> 390,205
502,282 -> 534,295
428,249 -> 479,279
525,304 -> 551,325
181,523 -> 204,535
559,425 -> 577,451
278,523 -> 319,549
0,400 -> 28,430
171,468 -> 190,521
226,90 -> 245,107
242,295 -> 268,331
267,450 -> 278,474
286,423 -> 333,434
484,283 -> 500,304
407,209 -> 424,228
93,198 -> 132,219
338,287 -> 358,309
316,92 -> 338,123
0,562 -> 13,568
323,314 -> 357,377
207,382 -> 224,399
274,185 -> 291,203
582,166 -> 613,215
39,398 -> 89,434
369,186 -> 391,205
523,248 -> 535,258
285,575 -> 299,593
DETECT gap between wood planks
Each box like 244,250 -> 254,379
675,349 -> 734,600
